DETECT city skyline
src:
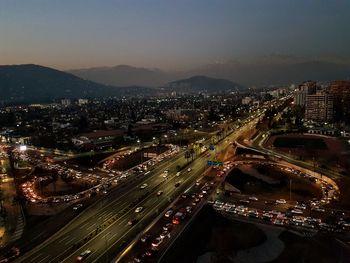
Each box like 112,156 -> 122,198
1,0 -> 350,70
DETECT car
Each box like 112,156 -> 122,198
135,207 -> 144,213
140,233 -> 151,242
73,204 -> 83,210
157,190 -> 164,196
133,254 -> 145,262
145,249 -> 154,257
176,172 -> 181,177
185,206 -> 193,213
187,168 -> 192,172
248,196 -> 258,201
181,193 -> 188,199
140,183 -> 148,189
128,219 -> 138,226
162,173 -> 168,178
239,199 -> 250,204
151,237 -> 163,247
160,230 -> 169,239
163,223 -> 173,231
76,249 -> 92,262
175,182 -> 181,187
276,199 -> 287,204
164,209 -> 174,217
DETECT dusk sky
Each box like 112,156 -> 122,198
1,0 -> 350,70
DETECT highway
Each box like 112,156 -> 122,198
14,149 -> 189,263
14,113 -> 261,263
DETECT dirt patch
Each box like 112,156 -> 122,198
161,205 -> 266,263
226,165 -> 322,201
265,134 -> 350,171
271,231 -> 350,263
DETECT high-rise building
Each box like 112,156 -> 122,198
329,80 -> 350,123
294,81 -> 317,106
305,92 -> 333,122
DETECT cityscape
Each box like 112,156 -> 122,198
0,1 -> 350,263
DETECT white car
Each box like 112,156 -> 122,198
276,199 -> 286,204
135,206 -> 144,213
151,237 -> 163,247
73,204 -> 83,210
187,168 -> 192,172
176,172 -> 181,177
164,209 -> 173,217
248,196 -> 258,201
140,183 -> 148,189
76,249 -> 92,261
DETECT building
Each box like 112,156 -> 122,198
294,91 -> 307,106
242,97 -> 253,105
77,99 -> 89,106
294,81 -> 317,106
305,92 -> 333,122
61,99 -> 71,106
329,80 -> 350,123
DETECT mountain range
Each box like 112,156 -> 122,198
68,60 -> 350,87
68,65 -> 174,87
0,64 -> 243,103
165,76 -> 244,93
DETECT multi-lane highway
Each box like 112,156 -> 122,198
14,113 -> 260,263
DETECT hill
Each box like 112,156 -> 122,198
0,64 -> 158,103
68,65 -> 174,87
165,76 -> 245,94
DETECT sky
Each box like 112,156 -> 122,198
0,0 -> 350,70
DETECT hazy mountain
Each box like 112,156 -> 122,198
68,65 -> 176,87
165,75 -> 245,94
69,60 -> 350,88
193,60 -> 350,86
0,64 -> 158,103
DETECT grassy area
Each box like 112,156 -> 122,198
271,231 -> 350,263
161,205 -> 266,263
226,165 -> 322,201
273,137 -> 328,150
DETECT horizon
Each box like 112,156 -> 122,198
1,0 -> 350,70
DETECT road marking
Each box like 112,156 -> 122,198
79,221 -> 91,229
87,223 -> 96,230
28,253 -> 43,263
37,254 -> 51,263
108,232 -> 119,242
66,236 -> 77,245
118,218 -> 127,226
57,235 -> 71,244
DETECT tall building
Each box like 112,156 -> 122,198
305,92 -> 333,122
294,81 -> 317,106
329,80 -> 350,123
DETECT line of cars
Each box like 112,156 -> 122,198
131,178 -> 217,262
212,200 -> 350,233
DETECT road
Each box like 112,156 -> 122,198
13,112 -> 261,263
